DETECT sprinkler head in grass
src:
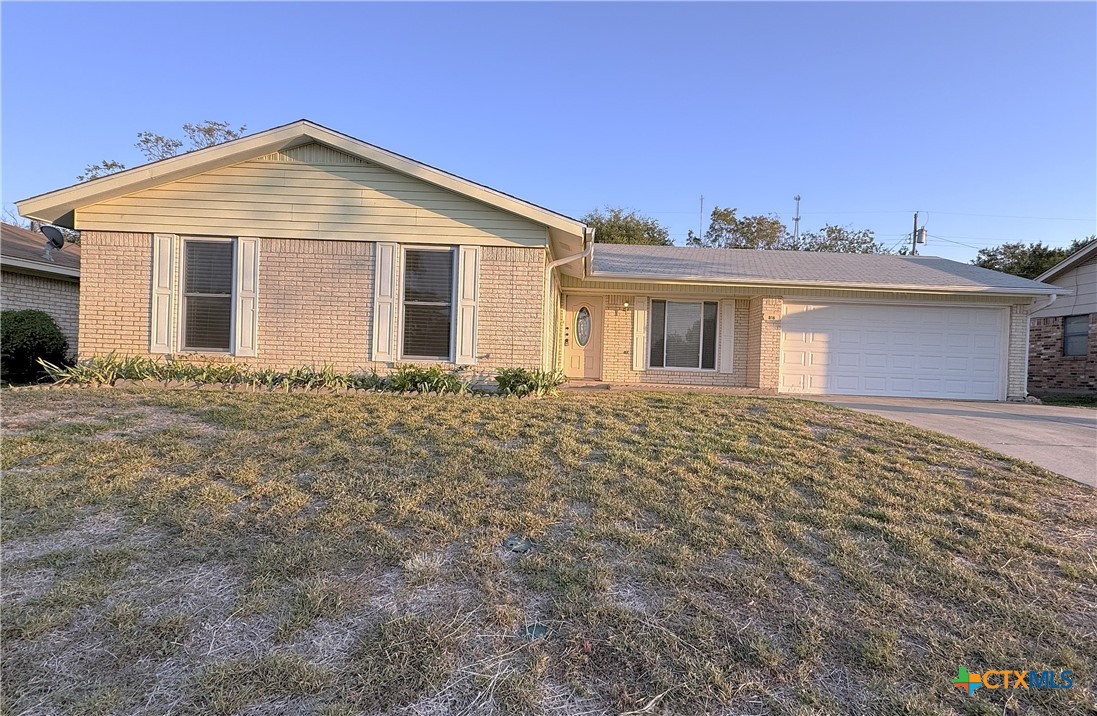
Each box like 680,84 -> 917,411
502,536 -> 533,554
523,623 -> 548,640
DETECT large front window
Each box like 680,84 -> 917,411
402,248 -> 455,360
649,300 -> 717,369
182,240 -> 233,352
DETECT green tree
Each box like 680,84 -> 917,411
973,236 -> 1095,278
582,207 -> 671,246
77,159 -> 127,182
687,206 -> 789,249
78,120 -> 247,182
793,224 -> 888,254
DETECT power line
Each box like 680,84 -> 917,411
927,234 -> 982,250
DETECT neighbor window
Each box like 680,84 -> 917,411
182,240 -> 234,352
649,300 -> 718,369
1063,315 -> 1089,357
402,248 -> 455,359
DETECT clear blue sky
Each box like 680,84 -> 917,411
3,2 -> 1095,261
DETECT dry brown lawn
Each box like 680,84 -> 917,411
1,387 -> 1094,715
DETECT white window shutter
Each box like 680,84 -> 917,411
234,237 -> 260,358
150,233 -> 176,354
372,242 -> 398,362
719,299 -> 735,373
632,296 -> 648,371
454,245 -> 480,366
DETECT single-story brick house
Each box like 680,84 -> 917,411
16,120 -> 1062,401
1,221 -> 81,352
1027,239 -> 1096,394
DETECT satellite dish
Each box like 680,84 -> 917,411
40,225 -> 66,261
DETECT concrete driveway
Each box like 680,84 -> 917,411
809,396 -> 1097,488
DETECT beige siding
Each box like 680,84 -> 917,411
1,269 -> 80,353
1032,257 -> 1097,318
76,143 -> 550,248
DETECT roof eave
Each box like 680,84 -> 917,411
1035,240 -> 1097,283
586,271 -> 1065,297
1,256 -> 80,278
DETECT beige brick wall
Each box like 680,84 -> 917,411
747,296 -> 783,390
1,269 -> 80,353
257,239 -> 372,372
75,233 -> 546,375
77,232 -> 152,358
598,295 -> 754,387
476,246 -> 544,371
1006,303 -> 1030,401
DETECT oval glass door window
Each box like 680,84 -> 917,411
575,307 -> 592,347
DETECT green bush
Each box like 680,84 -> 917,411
39,355 -> 464,393
494,368 -> 567,397
387,364 -> 469,394
1,310 -> 69,383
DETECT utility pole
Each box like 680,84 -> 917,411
699,195 -> 704,241
792,195 -> 801,244
911,211 -> 919,256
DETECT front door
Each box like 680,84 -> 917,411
563,296 -> 601,380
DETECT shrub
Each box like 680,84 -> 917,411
38,355 -> 466,394
387,364 -> 469,394
494,368 -> 567,397
1,310 -> 69,383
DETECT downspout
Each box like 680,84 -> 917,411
1022,293 -> 1057,399
543,227 -> 596,370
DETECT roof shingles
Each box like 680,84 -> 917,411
590,244 -> 1058,294
1,222 -> 81,274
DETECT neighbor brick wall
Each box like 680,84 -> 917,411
1,269 -> 80,353
747,296 -> 783,390
599,296 -> 752,387
1028,313 -> 1096,393
75,233 -> 545,375
77,232 -> 152,358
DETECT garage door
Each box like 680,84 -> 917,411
779,302 -> 1008,400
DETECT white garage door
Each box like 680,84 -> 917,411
779,302 -> 1008,400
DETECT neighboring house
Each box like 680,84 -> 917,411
1,221 -> 81,352
1028,240 -> 1097,394
16,120 -> 1060,401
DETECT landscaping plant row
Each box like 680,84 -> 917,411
37,356 -> 568,397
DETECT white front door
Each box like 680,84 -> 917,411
563,296 -> 601,380
779,302 -> 1008,400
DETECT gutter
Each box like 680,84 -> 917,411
542,227 -> 595,370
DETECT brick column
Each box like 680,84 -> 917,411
747,296 -> 782,391
1006,303 -> 1030,401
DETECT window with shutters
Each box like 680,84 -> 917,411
401,247 -> 455,360
181,239 -> 234,352
648,300 -> 718,369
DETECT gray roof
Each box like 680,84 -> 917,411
589,244 -> 1060,295
1,222 -> 80,276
